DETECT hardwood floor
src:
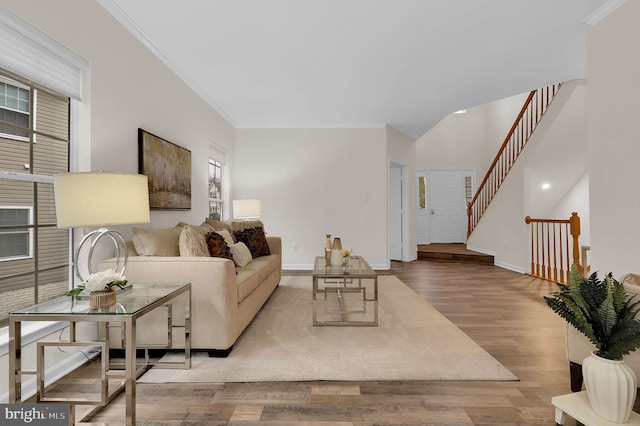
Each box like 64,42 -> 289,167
66,259 -> 588,424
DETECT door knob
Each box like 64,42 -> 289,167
430,209 -> 435,215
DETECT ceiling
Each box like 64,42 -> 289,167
100,0 -> 609,139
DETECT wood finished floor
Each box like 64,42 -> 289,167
57,260 -> 598,425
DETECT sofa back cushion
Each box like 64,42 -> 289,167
204,218 -> 233,235
132,226 -> 182,256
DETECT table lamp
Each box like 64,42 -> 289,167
232,199 -> 261,219
54,172 -> 150,282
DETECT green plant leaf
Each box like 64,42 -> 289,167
65,286 -> 84,297
544,267 -> 640,360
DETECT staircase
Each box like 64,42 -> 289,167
417,244 -> 494,265
467,84 -> 562,237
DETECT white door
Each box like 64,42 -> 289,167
429,170 -> 466,243
389,167 -> 403,261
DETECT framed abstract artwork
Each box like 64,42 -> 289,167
138,128 -> 191,210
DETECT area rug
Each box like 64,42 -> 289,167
138,275 -> 517,383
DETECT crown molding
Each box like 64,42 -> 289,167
96,0 -> 236,127
583,0 -> 628,25
236,123 -> 387,130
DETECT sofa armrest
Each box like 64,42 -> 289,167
267,236 -> 281,257
99,255 -> 239,350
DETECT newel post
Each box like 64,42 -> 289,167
569,212 -> 582,275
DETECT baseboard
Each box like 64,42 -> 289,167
0,348 -> 99,403
494,260 -> 526,274
465,246 -> 525,273
283,263 -> 314,270
465,245 -> 496,257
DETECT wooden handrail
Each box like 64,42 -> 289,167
467,84 -> 561,237
525,212 -> 581,284
469,90 -> 536,209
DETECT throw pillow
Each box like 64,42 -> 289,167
203,218 -> 233,235
206,232 -> 233,260
215,229 -> 235,247
229,242 -> 252,267
233,226 -> 271,258
132,226 -> 182,256
178,225 -> 210,257
229,220 -> 265,233
178,221 -> 214,235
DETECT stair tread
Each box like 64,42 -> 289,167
417,244 -> 493,264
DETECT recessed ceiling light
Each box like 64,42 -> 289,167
453,109 -> 467,114
541,183 -> 551,190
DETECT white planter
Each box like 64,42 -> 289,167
583,351 -> 637,423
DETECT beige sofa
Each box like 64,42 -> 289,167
100,229 -> 281,357
566,273 -> 640,391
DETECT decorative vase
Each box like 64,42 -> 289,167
325,234 -> 332,265
89,289 -> 117,310
330,237 -> 343,267
583,351 -> 637,422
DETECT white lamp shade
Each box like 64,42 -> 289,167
54,172 -> 151,228
233,199 -> 262,219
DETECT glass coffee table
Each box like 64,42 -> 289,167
8,282 -> 191,426
312,256 -> 378,326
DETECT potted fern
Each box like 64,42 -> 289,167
544,264 -> 640,422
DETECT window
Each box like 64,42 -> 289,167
0,207 -> 32,260
0,71 -> 70,327
0,79 -> 30,140
208,158 -> 223,220
464,175 -> 473,206
418,176 -> 427,209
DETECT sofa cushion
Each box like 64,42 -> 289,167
233,227 -> 271,258
230,242 -> 252,267
236,268 -> 260,303
240,254 -> 279,282
179,225 -> 211,257
206,232 -> 233,260
621,274 -> 640,297
132,226 -> 182,256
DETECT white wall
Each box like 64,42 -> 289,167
416,91 -> 529,173
1,0 -> 235,233
548,172 -> 590,246
234,127 -> 389,269
523,83 -> 588,220
587,0 -> 640,277
466,166 -> 528,272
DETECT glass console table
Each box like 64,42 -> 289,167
8,282 -> 191,426
312,256 -> 378,326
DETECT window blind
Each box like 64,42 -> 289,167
0,6 -> 89,100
